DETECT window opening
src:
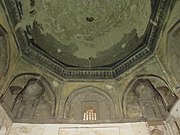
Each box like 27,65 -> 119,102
83,106 -> 96,121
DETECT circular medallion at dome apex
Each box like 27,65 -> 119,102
19,0 -> 151,67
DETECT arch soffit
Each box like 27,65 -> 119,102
167,19 -> 180,41
0,25 -> 10,77
166,20 -> 180,63
166,20 -> 180,84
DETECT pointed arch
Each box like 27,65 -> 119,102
3,73 -> 56,119
122,75 -> 177,119
63,86 -> 115,121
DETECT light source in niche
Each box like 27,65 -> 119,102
83,106 -> 97,121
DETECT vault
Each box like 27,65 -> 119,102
0,0 -> 175,79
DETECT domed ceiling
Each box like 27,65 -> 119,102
2,0 -> 172,79
20,0 -> 151,67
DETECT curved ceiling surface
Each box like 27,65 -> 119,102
18,0 -> 151,67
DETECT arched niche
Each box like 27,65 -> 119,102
1,73 -> 56,121
167,20 -> 180,84
64,86 -> 115,122
122,75 -> 177,120
0,25 -> 9,80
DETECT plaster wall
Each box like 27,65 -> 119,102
9,122 -> 151,135
170,100 -> 180,119
166,100 -> 180,135
0,105 -> 13,135
6,101 -> 180,135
